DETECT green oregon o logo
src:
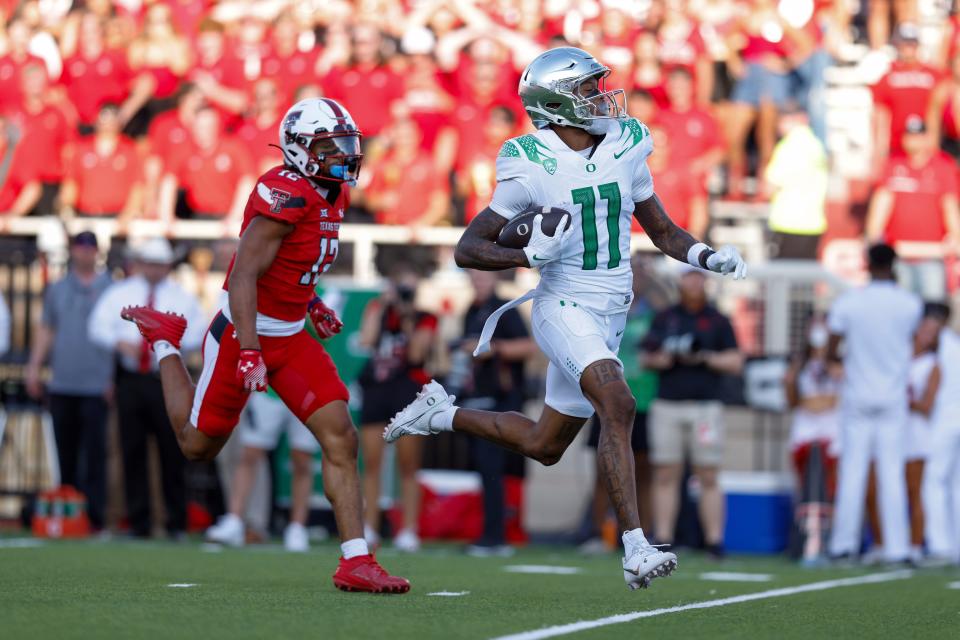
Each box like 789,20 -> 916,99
585,163 -> 596,172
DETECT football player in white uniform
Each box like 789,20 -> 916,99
385,47 -> 746,589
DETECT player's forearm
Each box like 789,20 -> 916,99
228,272 -> 260,350
455,209 -> 528,270
454,236 -> 528,270
633,194 -> 700,263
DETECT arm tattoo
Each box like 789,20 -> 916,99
455,208 -> 529,271
632,194 -> 701,262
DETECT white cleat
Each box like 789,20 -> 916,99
622,529 -> 678,591
205,513 -> 245,548
393,528 -> 421,553
383,380 -> 454,443
283,522 -> 310,553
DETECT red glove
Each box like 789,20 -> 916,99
308,296 -> 343,339
237,349 -> 268,392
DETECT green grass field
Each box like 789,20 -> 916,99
2,538 -> 959,639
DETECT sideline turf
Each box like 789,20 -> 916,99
2,539 -> 957,639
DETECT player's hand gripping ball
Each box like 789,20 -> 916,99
237,349 -> 268,392
308,296 -> 344,339
497,205 -> 573,267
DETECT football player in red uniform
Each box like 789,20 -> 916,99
120,98 -> 410,594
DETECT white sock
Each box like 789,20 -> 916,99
153,340 -> 180,362
341,537 -> 369,559
428,405 -> 457,431
622,528 -> 647,549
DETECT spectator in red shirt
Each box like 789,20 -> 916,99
127,2 -> 192,133
0,17 -> 47,114
639,126 -> 708,239
364,117 -> 450,226
455,105 -> 516,225
658,67 -> 724,193
61,103 -> 143,223
926,51 -> 960,163
59,11 -> 153,132
235,78 -> 283,174
158,105 -> 254,231
323,22 -> 404,138
866,116 -> 960,300
647,0 -> 715,107
144,83 -> 204,214
0,114 -> 42,229
631,31 -> 669,107
260,12 -> 319,105
189,18 -> 249,120
872,24 -> 944,175
395,27 -> 458,174
10,61 -> 72,212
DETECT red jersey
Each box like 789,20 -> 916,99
323,64 -> 405,136
167,137 -> 254,214
656,107 -> 722,186
147,110 -> 191,166
68,136 -> 142,214
224,165 -> 348,321
60,51 -> 132,125
872,61 -> 944,153
235,114 -> 282,169
10,104 -> 73,182
878,153 -> 959,244
261,47 -> 318,104
0,138 -> 40,211
0,53 -> 45,114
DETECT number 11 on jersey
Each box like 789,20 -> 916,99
571,182 -> 622,271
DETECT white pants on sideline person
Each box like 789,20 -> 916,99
922,413 -> 960,560
829,404 -> 910,562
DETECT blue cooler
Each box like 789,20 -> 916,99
721,472 -> 793,553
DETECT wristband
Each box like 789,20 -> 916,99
687,242 -> 715,269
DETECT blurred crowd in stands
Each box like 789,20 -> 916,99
0,0 -> 957,261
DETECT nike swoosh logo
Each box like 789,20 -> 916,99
532,255 -> 546,261
616,329 -> 625,337
613,149 -> 629,159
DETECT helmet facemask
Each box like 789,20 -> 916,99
557,71 -> 627,133
285,129 -> 363,184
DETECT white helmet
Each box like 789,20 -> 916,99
279,97 -> 363,183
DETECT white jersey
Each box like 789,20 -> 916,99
490,118 -> 654,314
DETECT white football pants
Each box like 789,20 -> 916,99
829,405 -> 909,561
922,413 -> 960,559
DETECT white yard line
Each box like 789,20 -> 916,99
427,591 -> 471,597
504,565 -> 582,575
947,581 -> 960,590
490,570 -> 912,640
700,572 -> 773,583
0,538 -> 44,549
166,583 -> 198,588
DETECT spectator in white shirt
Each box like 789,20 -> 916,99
88,238 -> 205,539
923,303 -> 960,564
826,244 -> 922,564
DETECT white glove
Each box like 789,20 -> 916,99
523,213 -> 572,268
705,245 -> 748,280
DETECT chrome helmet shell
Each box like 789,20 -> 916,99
518,47 -> 627,133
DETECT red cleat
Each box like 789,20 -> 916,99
332,555 -> 411,594
120,306 -> 188,350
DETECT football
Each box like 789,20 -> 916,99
496,205 -> 573,249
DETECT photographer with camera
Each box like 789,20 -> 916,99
642,265 -> 743,558
358,266 -> 437,552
